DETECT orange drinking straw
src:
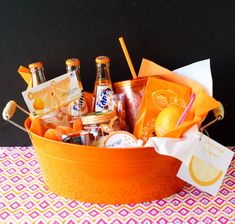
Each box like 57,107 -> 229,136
119,37 -> 137,79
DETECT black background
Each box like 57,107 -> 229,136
0,0 -> 234,146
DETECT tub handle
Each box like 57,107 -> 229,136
200,101 -> 224,131
2,100 -> 29,133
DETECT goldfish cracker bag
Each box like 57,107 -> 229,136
134,77 -> 192,142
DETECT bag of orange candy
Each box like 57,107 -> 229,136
133,58 -> 220,142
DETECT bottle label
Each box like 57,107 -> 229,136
95,85 -> 113,112
69,90 -> 88,117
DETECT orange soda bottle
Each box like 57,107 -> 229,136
28,61 -> 48,134
29,62 -> 46,87
93,56 -> 113,112
66,58 -> 88,121
28,62 -> 46,116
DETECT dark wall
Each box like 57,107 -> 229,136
0,0 -> 234,146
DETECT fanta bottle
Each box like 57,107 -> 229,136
66,58 -> 88,122
93,56 -> 113,112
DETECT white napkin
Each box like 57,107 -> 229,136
145,125 -> 201,166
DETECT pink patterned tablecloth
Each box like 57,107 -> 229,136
0,146 -> 234,224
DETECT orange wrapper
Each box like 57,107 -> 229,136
18,66 -> 32,89
134,77 -> 192,142
135,59 -> 220,140
84,91 -> 93,113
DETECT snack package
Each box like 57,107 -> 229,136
134,77 -> 192,142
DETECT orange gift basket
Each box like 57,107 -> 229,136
2,40 -> 223,204
3,73 -> 222,204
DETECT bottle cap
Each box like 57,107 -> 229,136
95,56 -> 110,64
66,58 -> 80,66
29,62 -> 43,69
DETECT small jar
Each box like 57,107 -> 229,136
81,110 -> 119,146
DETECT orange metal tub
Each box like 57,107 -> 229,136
25,118 -> 185,204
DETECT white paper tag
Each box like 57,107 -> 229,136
177,133 -> 234,196
22,71 -> 81,117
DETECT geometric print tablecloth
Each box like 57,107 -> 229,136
0,146 -> 234,224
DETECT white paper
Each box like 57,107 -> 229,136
173,59 -> 213,96
177,134 -> 234,196
145,125 -> 200,166
22,71 -> 81,117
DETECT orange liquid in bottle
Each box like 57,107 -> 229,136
93,56 -> 113,112
65,58 -> 88,122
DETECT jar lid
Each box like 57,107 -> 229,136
81,110 -> 116,125
29,62 -> 43,69
95,56 -> 110,64
66,58 -> 80,66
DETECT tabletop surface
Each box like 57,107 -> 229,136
0,146 -> 234,224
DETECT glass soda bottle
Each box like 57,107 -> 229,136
29,62 -> 46,87
93,56 -> 113,112
66,58 -> 88,121
28,62 -> 47,117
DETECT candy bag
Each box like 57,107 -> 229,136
134,77 -> 192,142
